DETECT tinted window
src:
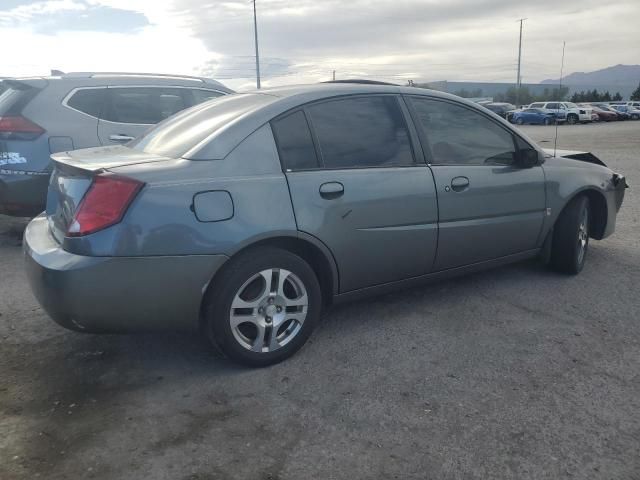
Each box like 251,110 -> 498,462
410,97 -> 516,166
271,110 -> 319,171
103,87 -> 186,124
306,96 -> 414,169
191,89 -> 224,105
66,88 -> 106,117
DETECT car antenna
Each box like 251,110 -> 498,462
553,41 -> 566,157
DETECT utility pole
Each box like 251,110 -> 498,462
515,18 -> 526,106
252,0 -> 261,89
332,70 -> 336,81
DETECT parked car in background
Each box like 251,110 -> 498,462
610,101 -> 640,108
591,103 -> 629,121
23,83 -> 626,366
509,108 -> 556,125
583,104 -> 618,122
611,105 -> 640,120
483,102 -> 516,119
0,72 -> 233,216
528,101 -> 592,124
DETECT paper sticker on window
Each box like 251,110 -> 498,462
0,152 -> 27,166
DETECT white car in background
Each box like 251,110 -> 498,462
528,101 -> 593,124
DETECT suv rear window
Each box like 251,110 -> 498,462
0,83 -> 37,115
66,88 -> 106,117
103,87 -> 187,124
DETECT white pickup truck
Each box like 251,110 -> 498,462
528,101 -> 593,124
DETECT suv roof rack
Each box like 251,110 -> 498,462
322,79 -> 399,86
58,71 -> 223,85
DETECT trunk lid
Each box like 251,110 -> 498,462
46,145 -> 169,242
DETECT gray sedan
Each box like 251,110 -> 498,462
23,83 -> 627,366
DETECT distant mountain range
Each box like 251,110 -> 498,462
541,64 -> 640,85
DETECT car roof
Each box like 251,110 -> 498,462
166,83 -> 539,160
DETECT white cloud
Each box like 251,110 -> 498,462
2,0 -> 639,91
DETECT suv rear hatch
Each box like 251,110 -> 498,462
47,145 -> 170,243
0,79 -> 47,172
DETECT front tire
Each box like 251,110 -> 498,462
549,196 -> 590,274
204,247 -> 322,366
544,117 -> 551,125
567,114 -> 578,125
516,118 -> 524,125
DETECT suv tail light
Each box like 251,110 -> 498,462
67,174 -> 144,237
0,115 -> 45,140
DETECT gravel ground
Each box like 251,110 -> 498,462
1,121 -> 639,480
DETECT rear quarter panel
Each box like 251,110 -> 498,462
64,124 -> 298,257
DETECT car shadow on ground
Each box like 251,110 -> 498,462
0,215 -> 29,246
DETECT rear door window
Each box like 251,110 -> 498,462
103,87 -> 187,124
271,110 -> 319,171
190,89 -> 224,105
306,95 -> 415,169
66,88 -> 106,117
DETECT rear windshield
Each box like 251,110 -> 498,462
129,93 -> 273,158
0,85 -> 33,115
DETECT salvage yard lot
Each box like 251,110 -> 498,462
1,121 -> 639,480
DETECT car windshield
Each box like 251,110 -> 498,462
566,102 -> 579,108
129,93 -> 273,158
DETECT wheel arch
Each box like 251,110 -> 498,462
199,233 -> 339,328
556,188 -> 608,240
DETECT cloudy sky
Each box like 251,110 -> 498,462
1,0 -> 639,90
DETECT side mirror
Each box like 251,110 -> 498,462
518,148 -> 539,168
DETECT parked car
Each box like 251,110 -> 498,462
592,103 -> 629,121
610,101 -> 640,108
509,108 -> 556,125
0,72 -> 233,216
23,83 -> 627,366
583,104 -> 618,122
611,105 -> 640,120
482,102 -> 516,119
528,101 -> 592,124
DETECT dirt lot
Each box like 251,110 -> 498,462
1,121 -> 639,480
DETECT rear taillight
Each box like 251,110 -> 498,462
0,115 -> 45,140
67,174 -> 144,237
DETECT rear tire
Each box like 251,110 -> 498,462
516,118 -> 524,125
549,195 -> 590,275
543,118 -> 551,125
204,247 -> 322,367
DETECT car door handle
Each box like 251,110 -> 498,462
319,182 -> 344,199
109,134 -> 135,142
450,176 -> 470,192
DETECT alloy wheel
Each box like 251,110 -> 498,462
577,208 -> 589,265
229,268 -> 308,353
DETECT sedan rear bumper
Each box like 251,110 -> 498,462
24,215 -> 228,333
